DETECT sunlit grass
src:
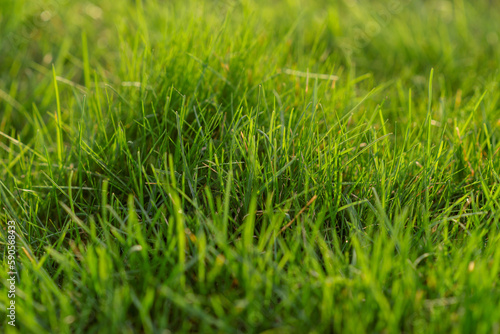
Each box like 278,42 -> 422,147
1,0 -> 499,332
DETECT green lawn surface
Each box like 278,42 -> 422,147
1,0 -> 500,332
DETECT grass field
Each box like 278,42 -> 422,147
1,0 -> 500,332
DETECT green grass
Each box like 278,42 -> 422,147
1,0 -> 500,332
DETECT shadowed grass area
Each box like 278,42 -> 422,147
1,0 -> 499,332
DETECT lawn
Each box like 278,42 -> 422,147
1,0 -> 500,332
